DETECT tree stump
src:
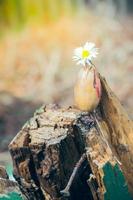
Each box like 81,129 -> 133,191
8,77 -> 133,200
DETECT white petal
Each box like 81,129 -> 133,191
91,48 -> 99,54
76,60 -> 82,65
73,55 -> 80,60
74,47 -> 83,57
84,42 -> 95,50
73,57 -> 79,61
91,48 -> 99,57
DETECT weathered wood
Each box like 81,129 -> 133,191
8,76 -> 133,200
100,77 -> 133,194
0,166 -> 9,179
0,166 -> 23,200
9,106 -> 88,200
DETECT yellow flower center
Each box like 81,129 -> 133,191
82,50 -> 90,59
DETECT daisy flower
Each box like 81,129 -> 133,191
73,42 -> 98,66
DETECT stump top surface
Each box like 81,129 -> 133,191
9,105 -> 81,149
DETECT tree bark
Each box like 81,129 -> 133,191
8,76 -> 133,200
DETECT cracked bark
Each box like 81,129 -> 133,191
8,76 -> 133,200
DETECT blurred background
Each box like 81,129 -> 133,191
0,0 -> 133,167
